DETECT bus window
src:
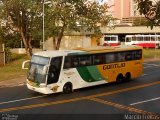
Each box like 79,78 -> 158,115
79,55 -> 92,66
132,36 -> 136,41
126,37 -> 131,42
117,52 -> 125,62
93,54 -> 104,65
104,37 -> 110,41
47,57 -> 62,84
105,53 -> 115,63
151,37 -> 155,41
134,50 -> 142,60
72,56 -> 79,67
64,56 -> 71,69
111,37 -> 116,41
125,51 -> 134,61
137,37 -> 143,41
144,36 -> 150,41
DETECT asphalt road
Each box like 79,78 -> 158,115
0,61 -> 160,120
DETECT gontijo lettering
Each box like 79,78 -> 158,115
103,63 -> 125,70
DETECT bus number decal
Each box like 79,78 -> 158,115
103,63 -> 125,70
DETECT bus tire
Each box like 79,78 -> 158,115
125,72 -> 131,81
116,74 -> 124,84
63,82 -> 72,94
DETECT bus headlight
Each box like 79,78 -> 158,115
39,83 -> 47,88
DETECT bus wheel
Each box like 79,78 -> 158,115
125,72 -> 131,81
63,82 -> 72,94
116,74 -> 124,84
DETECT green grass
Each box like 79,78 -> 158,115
0,54 -> 29,82
0,49 -> 160,82
143,49 -> 160,59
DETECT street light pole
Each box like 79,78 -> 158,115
42,0 -> 45,51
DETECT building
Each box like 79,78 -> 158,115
103,0 -> 130,20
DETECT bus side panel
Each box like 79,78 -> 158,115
97,63 -> 126,82
97,60 -> 143,82
126,60 -> 143,79
62,68 -> 108,90
76,66 -> 105,82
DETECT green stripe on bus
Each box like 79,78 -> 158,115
86,66 -> 105,81
77,67 -> 93,82
77,66 -> 104,82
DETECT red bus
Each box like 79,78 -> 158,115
102,35 -> 120,46
125,35 -> 160,48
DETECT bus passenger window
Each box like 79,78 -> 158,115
151,37 -> 155,41
79,56 -> 92,66
126,38 -> 131,42
64,57 -> 71,69
125,52 -> 134,61
135,50 -> 142,60
105,54 -> 115,63
72,57 -> 79,67
117,53 -> 125,62
93,54 -> 104,65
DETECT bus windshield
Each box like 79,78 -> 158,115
27,55 -> 50,84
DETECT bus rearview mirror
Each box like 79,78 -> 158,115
22,60 -> 30,69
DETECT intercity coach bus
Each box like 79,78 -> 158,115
22,45 -> 143,94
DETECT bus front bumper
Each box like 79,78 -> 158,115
27,83 -> 54,95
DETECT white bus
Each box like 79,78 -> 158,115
102,35 -> 120,46
125,34 -> 160,48
23,45 -> 143,94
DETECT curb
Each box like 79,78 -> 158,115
144,58 -> 160,62
0,82 -> 26,88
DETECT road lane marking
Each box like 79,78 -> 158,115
144,66 -> 154,69
0,95 -> 47,105
88,81 -> 160,98
0,97 -> 87,113
142,74 -> 148,77
0,81 -> 160,113
144,63 -> 160,67
130,97 -> 160,106
88,97 -> 154,114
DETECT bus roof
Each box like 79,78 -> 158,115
33,45 -> 142,58
33,50 -> 85,58
75,45 -> 142,53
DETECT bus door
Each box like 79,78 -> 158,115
47,57 -> 62,84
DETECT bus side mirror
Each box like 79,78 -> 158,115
22,60 -> 30,69
42,65 -> 49,75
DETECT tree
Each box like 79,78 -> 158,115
44,0 -> 111,50
0,0 -> 43,57
0,0 -> 112,56
136,0 -> 160,29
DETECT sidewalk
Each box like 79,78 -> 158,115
144,58 -> 160,62
0,76 -> 26,88
0,58 -> 160,88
